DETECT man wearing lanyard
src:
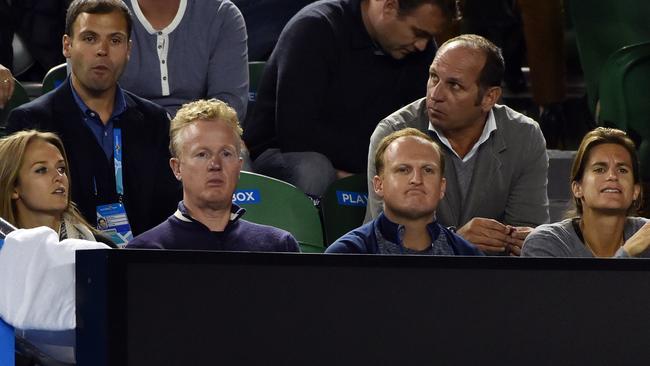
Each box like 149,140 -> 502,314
6,0 -> 181,243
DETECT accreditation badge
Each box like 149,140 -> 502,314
96,203 -> 133,247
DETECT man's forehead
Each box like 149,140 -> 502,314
72,11 -> 128,35
386,136 -> 439,160
182,120 -> 240,147
433,43 -> 485,66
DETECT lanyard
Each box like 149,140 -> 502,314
113,128 -> 124,197
94,128 -> 125,199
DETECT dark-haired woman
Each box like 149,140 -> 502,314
522,127 -> 650,257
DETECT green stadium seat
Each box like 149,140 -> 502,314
598,41 -> 650,181
320,174 -> 368,245
234,171 -> 324,252
568,0 -> 650,114
243,61 -> 265,129
41,63 -> 68,95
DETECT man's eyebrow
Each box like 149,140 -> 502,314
411,26 -> 434,39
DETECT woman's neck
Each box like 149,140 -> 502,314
580,211 -> 626,257
18,212 -> 62,233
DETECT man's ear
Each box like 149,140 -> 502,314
439,177 -> 446,200
373,175 -> 384,199
62,35 -> 72,59
170,157 -> 182,181
480,86 -> 502,112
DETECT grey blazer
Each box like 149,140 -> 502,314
365,98 -> 550,228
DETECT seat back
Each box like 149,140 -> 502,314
0,79 -> 30,135
568,0 -> 650,114
41,63 -> 68,95
598,41 -> 650,181
321,174 -> 368,245
242,61 -> 266,129
234,171 -> 324,252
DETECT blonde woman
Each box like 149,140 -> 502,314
522,127 -> 650,257
0,130 -> 115,246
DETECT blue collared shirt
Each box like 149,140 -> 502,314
70,79 -> 128,159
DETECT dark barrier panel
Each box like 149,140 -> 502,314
77,250 -> 650,365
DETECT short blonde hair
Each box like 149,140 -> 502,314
374,128 -> 445,176
170,99 -> 243,158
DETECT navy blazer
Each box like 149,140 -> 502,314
6,80 -> 181,235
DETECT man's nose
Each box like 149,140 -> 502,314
410,169 -> 423,184
97,39 -> 109,56
414,38 -> 428,52
208,157 -> 222,170
428,81 -> 444,101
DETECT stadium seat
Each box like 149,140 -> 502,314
0,79 -> 30,134
41,63 -> 68,95
568,0 -> 650,115
242,61 -> 265,129
234,171 -> 325,252
320,174 -> 368,245
598,41 -> 650,181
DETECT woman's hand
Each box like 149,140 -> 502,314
622,221 -> 650,257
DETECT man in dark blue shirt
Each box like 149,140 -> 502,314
128,99 -> 300,252
326,128 -> 481,255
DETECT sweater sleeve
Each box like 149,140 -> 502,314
521,224 -> 571,257
208,0 -> 249,121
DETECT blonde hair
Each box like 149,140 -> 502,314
170,99 -> 243,158
0,130 -> 93,230
374,128 -> 445,176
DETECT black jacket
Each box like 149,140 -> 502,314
6,80 -> 181,235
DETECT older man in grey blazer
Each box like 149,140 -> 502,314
365,34 -> 549,256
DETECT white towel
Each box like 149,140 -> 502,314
0,227 -> 108,330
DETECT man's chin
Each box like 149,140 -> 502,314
387,206 -> 436,222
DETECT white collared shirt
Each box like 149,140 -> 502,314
428,109 -> 497,163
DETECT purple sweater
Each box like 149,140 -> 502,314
127,202 -> 300,252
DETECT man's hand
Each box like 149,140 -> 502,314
457,218 -> 510,254
505,226 -> 534,256
0,64 -> 15,109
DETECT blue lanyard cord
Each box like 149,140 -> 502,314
91,128 -> 124,201
113,128 -> 124,197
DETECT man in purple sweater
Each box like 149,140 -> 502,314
127,99 -> 299,252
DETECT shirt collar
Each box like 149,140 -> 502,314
428,109 -> 497,163
130,0 -> 187,35
376,212 -> 441,247
69,78 -> 128,120
174,201 -> 246,225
